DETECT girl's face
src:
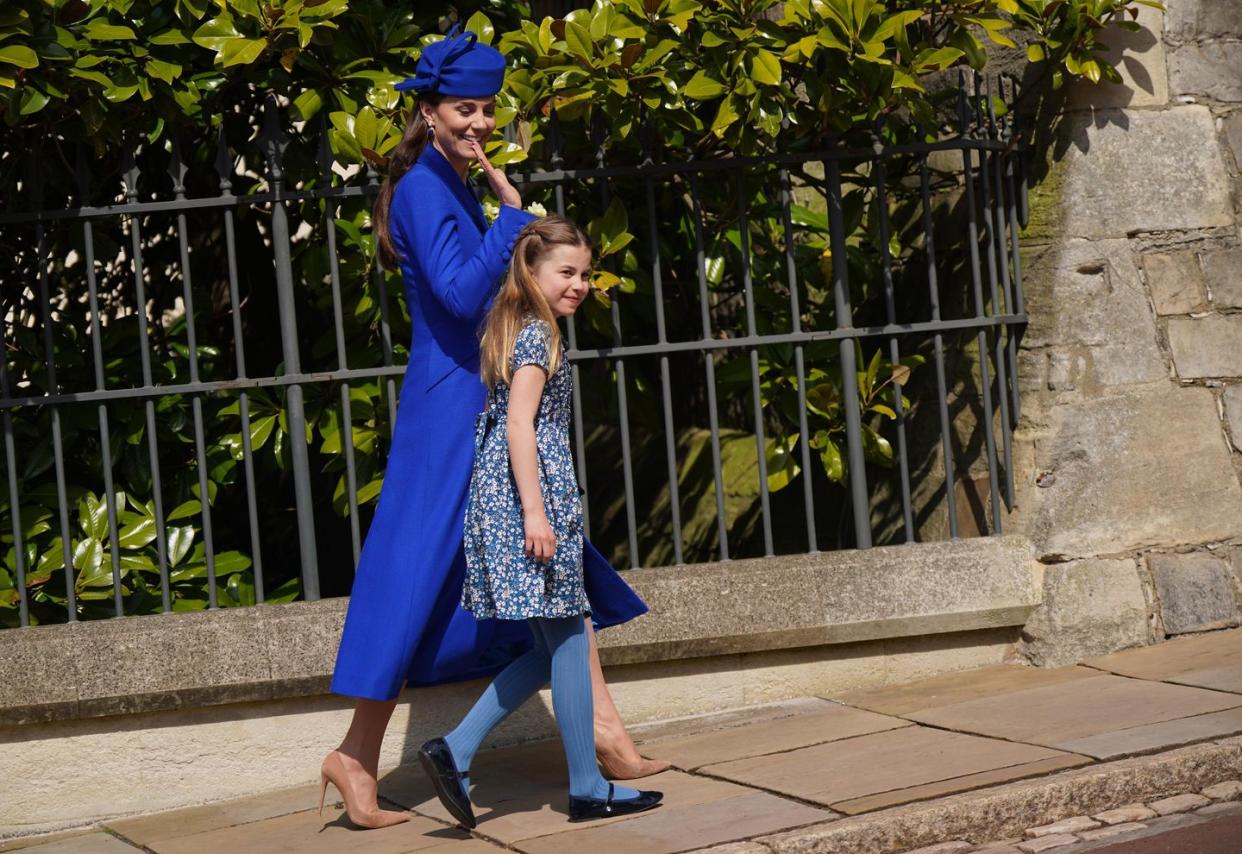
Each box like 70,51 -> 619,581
532,244 -> 592,317
423,97 -> 496,163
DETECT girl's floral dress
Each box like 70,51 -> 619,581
461,319 -> 588,620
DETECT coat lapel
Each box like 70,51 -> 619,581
421,145 -> 488,235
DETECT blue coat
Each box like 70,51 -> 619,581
330,145 -> 646,701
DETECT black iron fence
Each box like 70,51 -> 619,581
0,72 -> 1028,628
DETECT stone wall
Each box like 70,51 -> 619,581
1012,1 -> 1242,666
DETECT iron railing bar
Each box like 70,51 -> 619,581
982,82 -> 1017,510
263,96 -> 319,600
32,169 -> 77,622
122,153 -> 171,606
0,139 -> 1023,226
76,150 -> 124,617
1000,78 -> 1028,425
0,313 -> 1036,413
550,117 -> 591,537
321,127 -> 361,567
871,142 -> 915,543
688,172 -> 730,561
0,290 -> 29,624
957,77 -> 1003,534
826,158 -> 872,549
171,136 -> 219,606
217,128 -> 266,600
778,160 -> 818,553
643,146 -> 684,565
917,142 -> 959,539
595,132 -> 640,569
737,169 -> 774,557
366,166 -> 399,440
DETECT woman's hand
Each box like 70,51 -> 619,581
524,509 -> 556,563
469,139 -> 522,209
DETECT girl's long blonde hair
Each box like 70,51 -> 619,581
480,215 -> 592,389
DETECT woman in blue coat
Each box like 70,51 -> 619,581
321,31 -> 666,829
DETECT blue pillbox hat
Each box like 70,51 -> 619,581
395,28 -> 506,98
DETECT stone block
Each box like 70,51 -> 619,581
1023,384 -> 1242,558
1202,248 -> 1242,309
1149,792 -> 1211,815
1016,834 -> 1077,852
1224,112 -> 1242,171
1056,107 -> 1232,239
904,844 -> 975,854
1169,44 -> 1242,100
1168,315 -> 1242,378
1143,251 -> 1206,315
1149,553 -> 1241,635
1025,815 -> 1100,837
602,537 -> 1039,665
0,622 -> 79,724
1166,2 -> 1242,40
1093,804 -> 1157,824
1020,559 -> 1150,668
1068,5 -> 1167,109
1078,822 -> 1147,841
1226,386 -> 1242,452
1201,779 -> 1242,800
1022,240 -> 1166,389
70,607 -> 273,717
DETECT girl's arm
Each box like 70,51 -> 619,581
508,365 -> 555,562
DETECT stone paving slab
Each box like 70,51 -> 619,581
641,700 -> 911,770
384,755 -> 754,844
904,674 -> 1242,751
105,783 -> 321,847
0,835 -> 140,854
141,808 -> 475,854
1084,629 -> 1242,695
513,791 -> 830,854
700,724 -> 1079,812
632,697 -> 839,743
1055,707 -> 1242,760
835,665 -> 1098,716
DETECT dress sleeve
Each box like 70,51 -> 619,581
398,189 -> 537,322
511,320 -> 552,375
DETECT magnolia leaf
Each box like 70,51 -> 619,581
750,49 -> 781,85
684,70 -> 726,99
0,45 -> 38,69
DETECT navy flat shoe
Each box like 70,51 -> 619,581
568,782 -> 663,823
418,737 -> 476,829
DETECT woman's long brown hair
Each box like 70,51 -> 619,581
373,95 -> 442,270
479,216 -> 592,389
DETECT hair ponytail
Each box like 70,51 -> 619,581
373,96 -> 442,270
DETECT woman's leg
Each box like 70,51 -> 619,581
534,616 -> 641,801
587,618 -> 671,779
321,697 -> 409,827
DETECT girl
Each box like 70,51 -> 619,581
324,29 -> 664,830
418,217 -> 663,827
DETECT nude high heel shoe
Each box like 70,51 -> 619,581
594,727 -> 671,780
319,749 -> 410,829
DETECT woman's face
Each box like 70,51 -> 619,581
532,244 -> 592,318
423,97 -> 497,163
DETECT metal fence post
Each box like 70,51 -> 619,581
825,158 -> 873,549
263,97 -> 320,600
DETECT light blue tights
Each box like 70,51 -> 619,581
443,615 -> 640,802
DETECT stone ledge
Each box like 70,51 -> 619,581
0,536 -> 1038,727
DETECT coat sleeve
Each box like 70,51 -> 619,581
398,188 -> 537,322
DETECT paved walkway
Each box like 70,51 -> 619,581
7,629 -> 1242,854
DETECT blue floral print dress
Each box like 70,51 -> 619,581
462,319 -> 588,620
